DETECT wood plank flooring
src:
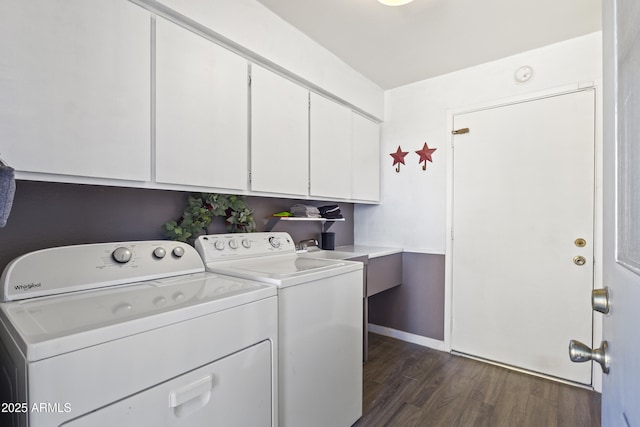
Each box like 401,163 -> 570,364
354,333 -> 601,427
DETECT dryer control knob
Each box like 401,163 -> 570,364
229,239 -> 238,249
112,247 -> 132,263
153,247 -> 166,259
172,246 -> 185,258
214,240 -> 225,251
242,239 -> 251,249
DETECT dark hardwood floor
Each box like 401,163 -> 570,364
354,333 -> 601,427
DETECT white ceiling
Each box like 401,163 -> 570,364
256,0 -> 601,90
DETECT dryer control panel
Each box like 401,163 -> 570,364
0,241 -> 204,302
195,232 -> 296,262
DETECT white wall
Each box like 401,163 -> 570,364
148,0 -> 384,119
355,32 -> 602,253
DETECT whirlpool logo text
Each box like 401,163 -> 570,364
14,282 -> 42,291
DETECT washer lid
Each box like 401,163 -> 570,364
207,254 -> 362,287
0,272 -> 275,361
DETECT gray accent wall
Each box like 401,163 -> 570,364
0,181 -> 354,271
368,252 -> 445,340
1,181 -> 447,343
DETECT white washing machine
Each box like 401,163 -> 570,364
195,232 -> 363,427
0,240 -> 277,427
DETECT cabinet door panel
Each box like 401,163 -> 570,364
309,93 -> 352,199
0,0 -> 150,181
156,19 -> 248,190
351,113 -> 380,202
250,65 -> 309,196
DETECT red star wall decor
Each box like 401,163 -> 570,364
415,142 -> 437,170
390,146 -> 409,172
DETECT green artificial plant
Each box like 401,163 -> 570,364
163,193 -> 256,243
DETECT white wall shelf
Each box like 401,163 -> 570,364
264,217 -> 345,232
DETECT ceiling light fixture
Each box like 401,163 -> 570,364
377,0 -> 414,6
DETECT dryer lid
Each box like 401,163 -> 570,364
0,272 -> 275,362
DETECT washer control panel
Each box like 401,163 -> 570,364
0,241 -> 205,302
195,232 -> 296,262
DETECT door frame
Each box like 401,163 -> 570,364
443,82 -> 604,391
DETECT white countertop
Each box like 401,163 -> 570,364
334,245 -> 403,259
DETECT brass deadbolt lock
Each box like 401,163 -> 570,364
575,238 -> 587,247
574,256 -> 587,266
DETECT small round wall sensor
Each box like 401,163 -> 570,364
514,65 -> 533,83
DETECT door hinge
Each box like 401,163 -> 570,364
452,128 -> 470,135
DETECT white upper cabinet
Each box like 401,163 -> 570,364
155,18 -> 248,190
351,113 -> 380,202
309,93 -> 352,200
0,0 -> 151,181
250,65 -> 309,196
309,94 -> 380,202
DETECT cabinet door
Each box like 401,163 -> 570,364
309,93 -> 352,199
351,113 -> 380,202
0,0 -> 151,181
155,19 -> 248,190
250,65 -> 309,196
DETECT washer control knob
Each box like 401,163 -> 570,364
112,247 -> 132,263
153,296 -> 166,306
229,239 -> 238,249
113,302 -> 133,315
173,292 -> 185,302
172,246 -> 185,258
269,237 -> 281,248
242,239 -> 251,249
153,247 -> 166,259
214,240 -> 225,251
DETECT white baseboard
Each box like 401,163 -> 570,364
368,323 -> 446,352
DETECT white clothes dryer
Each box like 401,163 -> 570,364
195,232 -> 363,427
0,240 -> 277,427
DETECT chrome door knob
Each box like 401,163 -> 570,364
569,340 -> 610,374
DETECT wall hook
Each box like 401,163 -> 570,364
415,142 -> 437,171
390,146 -> 408,173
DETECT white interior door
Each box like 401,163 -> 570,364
451,89 -> 596,384
601,0 -> 640,424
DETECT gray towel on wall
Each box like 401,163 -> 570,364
0,165 -> 16,227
